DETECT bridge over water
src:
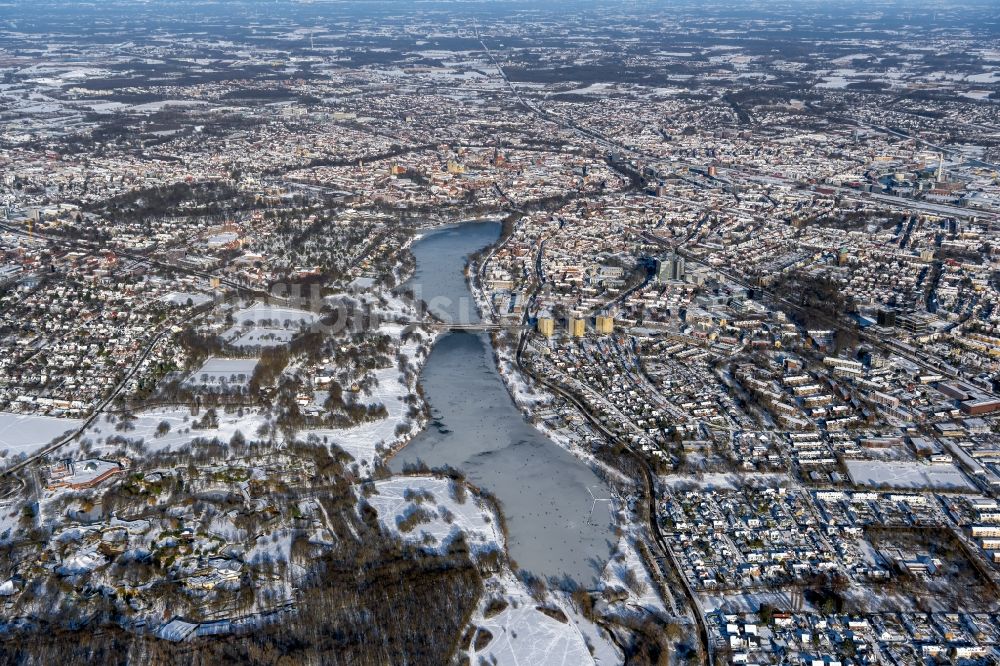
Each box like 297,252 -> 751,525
422,321 -> 525,332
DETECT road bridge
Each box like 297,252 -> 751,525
423,321 -> 524,332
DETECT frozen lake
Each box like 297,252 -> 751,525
391,222 -> 615,587
403,221 -> 499,324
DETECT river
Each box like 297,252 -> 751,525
390,221 -> 616,587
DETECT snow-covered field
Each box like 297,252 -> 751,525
225,327 -> 296,348
186,357 -> 257,388
471,596 -> 597,665
601,537 -> 667,615
161,291 -> 214,307
311,337 -> 423,466
845,459 -> 975,490
223,303 -> 321,348
0,412 -> 83,459
466,573 -> 621,666
366,475 -> 502,553
232,303 -> 320,327
660,472 -> 787,491
78,407 -> 269,456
